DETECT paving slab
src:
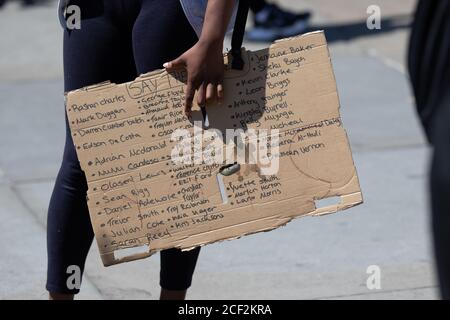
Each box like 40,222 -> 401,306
0,80 -> 65,182
0,0 -> 438,300
0,1 -> 63,82
0,184 -> 102,299
13,145 -> 436,299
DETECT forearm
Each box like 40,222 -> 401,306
199,0 -> 236,47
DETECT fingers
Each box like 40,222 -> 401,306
216,83 -> 224,103
165,55 -> 192,117
192,81 -> 223,114
184,78 -> 195,118
206,83 -> 216,104
204,81 -> 224,104
177,70 -> 223,117
163,56 -> 185,71
197,83 -> 206,107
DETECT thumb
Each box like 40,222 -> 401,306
163,56 -> 185,70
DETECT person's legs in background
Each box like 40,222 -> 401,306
430,93 -> 450,299
408,0 -> 450,300
247,0 -> 311,41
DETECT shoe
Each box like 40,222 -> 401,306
22,0 -> 39,6
247,4 -> 311,42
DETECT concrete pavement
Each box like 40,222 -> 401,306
0,0 -> 438,299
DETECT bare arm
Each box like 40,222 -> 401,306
164,0 -> 236,117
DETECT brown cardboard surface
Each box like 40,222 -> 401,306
66,31 -> 363,266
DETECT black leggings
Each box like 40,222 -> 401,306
46,0 -> 200,295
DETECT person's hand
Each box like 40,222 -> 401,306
164,0 -> 235,118
163,39 -> 225,118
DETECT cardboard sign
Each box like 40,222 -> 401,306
66,31 -> 363,266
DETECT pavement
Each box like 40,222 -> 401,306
0,0 -> 438,299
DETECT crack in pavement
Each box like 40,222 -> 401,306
312,285 -> 438,300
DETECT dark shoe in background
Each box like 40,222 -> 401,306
247,3 -> 311,42
0,0 -> 49,8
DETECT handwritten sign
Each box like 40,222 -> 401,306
66,31 -> 362,266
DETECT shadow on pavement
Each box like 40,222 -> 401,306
0,0 -> 53,9
308,14 -> 412,43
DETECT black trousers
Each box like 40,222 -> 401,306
409,0 -> 450,299
429,93 -> 450,299
47,0 -> 200,295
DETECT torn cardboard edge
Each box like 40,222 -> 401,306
66,31 -> 363,267
106,190 -> 363,266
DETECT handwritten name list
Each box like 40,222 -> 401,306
66,31 -> 362,266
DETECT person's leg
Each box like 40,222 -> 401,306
430,94 -> 450,299
131,0 -> 201,300
46,111 -> 93,300
408,0 -> 450,299
47,0 -> 137,299
159,247 -> 201,300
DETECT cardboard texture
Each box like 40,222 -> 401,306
66,31 -> 363,266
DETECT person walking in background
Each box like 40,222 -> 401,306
408,0 -> 450,299
247,0 -> 311,41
